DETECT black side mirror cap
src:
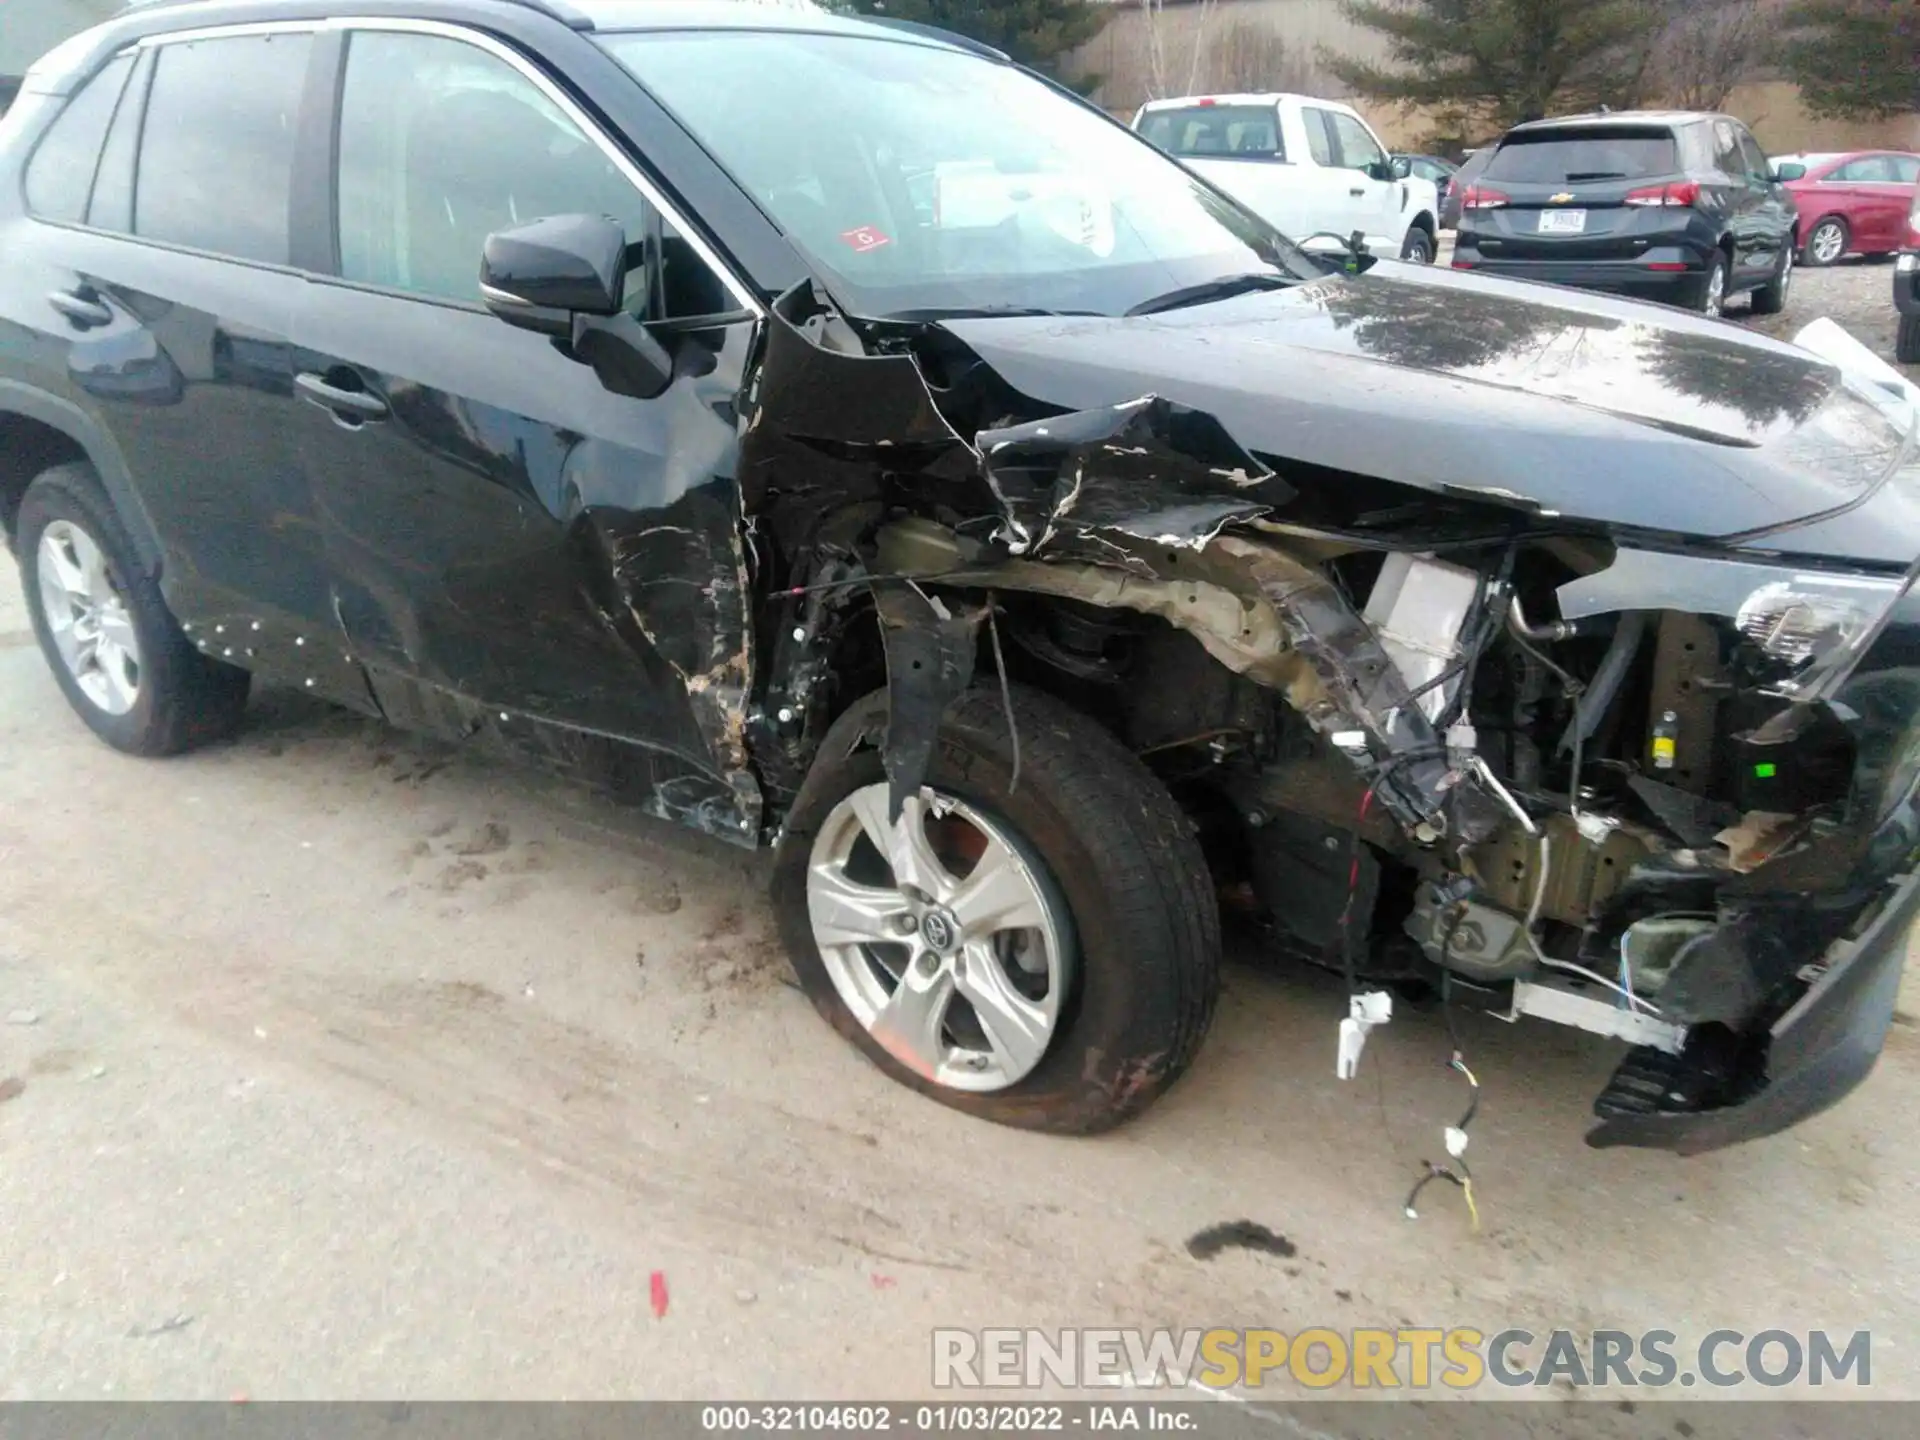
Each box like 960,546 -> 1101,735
567,312 -> 675,401
481,214 -> 627,337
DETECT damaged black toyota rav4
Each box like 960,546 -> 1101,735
6,0 -> 1920,1156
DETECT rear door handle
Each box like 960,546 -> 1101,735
296,371 -> 389,422
48,288 -> 113,329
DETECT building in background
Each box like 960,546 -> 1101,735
2,0 -> 125,110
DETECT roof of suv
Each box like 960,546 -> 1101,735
1505,111 -> 1718,135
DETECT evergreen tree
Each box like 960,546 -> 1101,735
1781,0 -> 1920,119
1325,0 -> 1664,135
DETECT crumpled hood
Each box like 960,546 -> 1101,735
941,263 -> 1920,566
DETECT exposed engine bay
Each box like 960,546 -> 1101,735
738,282 -> 1920,1156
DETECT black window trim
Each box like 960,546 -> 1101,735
107,48 -> 158,233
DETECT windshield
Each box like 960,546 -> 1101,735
596,29 -> 1313,317
1485,129 -> 1680,184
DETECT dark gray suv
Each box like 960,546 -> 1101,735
1453,111 -> 1801,316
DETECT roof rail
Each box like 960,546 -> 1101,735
862,16 -> 1007,62
125,0 -> 595,27
494,0 -> 597,30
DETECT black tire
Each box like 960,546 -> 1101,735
1750,244 -> 1793,316
1900,314 -> 1920,367
1803,216 -> 1849,267
771,684 -> 1221,1134
1400,227 -> 1435,264
17,463 -> 249,755
1688,254 -> 1730,316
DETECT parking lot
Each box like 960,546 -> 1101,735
3,258 -> 1920,1412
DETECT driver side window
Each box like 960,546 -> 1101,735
1327,111 -> 1386,172
335,30 -> 729,317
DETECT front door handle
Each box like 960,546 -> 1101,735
296,371 -> 388,422
48,288 -> 113,329
1349,187 -> 1367,197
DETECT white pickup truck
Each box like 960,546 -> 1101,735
1133,93 -> 1441,263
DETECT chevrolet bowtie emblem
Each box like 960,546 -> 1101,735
1550,192 -> 1575,204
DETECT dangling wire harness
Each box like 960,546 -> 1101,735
1404,1053 -> 1481,1230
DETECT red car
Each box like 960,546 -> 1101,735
1776,150 -> 1920,265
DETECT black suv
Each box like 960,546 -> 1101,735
5,0 -> 1920,1157
1454,111 -> 1800,316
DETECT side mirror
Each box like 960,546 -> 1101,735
480,213 -> 674,401
1389,156 -> 1413,181
1773,162 -> 1807,183
481,213 -> 627,336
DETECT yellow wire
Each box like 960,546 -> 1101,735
1463,1178 -> 1481,1231
1454,1060 -> 1480,1089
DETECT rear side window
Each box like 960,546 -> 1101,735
1833,155 -> 1899,183
1137,106 -> 1282,160
23,51 -> 134,224
135,33 -> 311,264
1485,128 -> 1680,184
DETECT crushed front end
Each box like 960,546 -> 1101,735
742,281 -> 1920,1155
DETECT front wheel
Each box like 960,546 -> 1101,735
1401,228 -> 1435,264
772,684 -> 1221,1134
1899,314 -> 1920,366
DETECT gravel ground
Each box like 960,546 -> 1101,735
1733,255 -> 1917,379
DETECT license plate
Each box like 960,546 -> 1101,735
1538,209 -> 1588,234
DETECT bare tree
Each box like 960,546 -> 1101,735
1183,0 -> 1220,96
1133,2 -> 1321,102
1652,0 -> 1773,110
1210,20 -> 1319,95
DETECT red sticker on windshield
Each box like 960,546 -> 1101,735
840,225 -> 892,253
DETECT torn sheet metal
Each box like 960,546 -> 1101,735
595,479 -> 761,836
974,396 -> 1289,555
739,282 -> 977,563
872,582 -> 986,821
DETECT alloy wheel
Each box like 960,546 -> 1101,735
806,783 -> 1072,1092
35,519 -> 142,716
1810,222 -> 1847,265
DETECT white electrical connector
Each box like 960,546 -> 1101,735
1336,990 -> 1392,1079
1444,1126 -> 1469,1158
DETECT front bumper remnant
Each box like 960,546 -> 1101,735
1588,863 -> 1919,1154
